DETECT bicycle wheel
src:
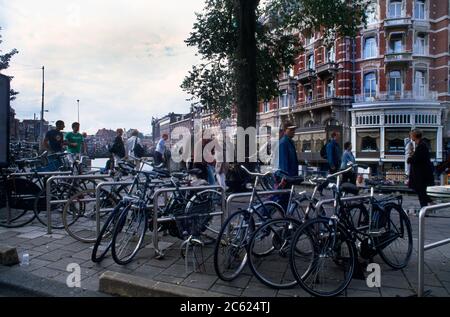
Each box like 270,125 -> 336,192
248,218 -> 302,289
290,217 -> 356,297
92,202 -> 129,263
63,189 -> 117,243
185,189 -> 222,245
214,210 -> 255,281
376,204 -> 412,269
252,201 -> 284,228
34,182 -> 78,229
111,204 -> 148,265
0,178 -> 38,228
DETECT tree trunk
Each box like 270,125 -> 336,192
235,0 -> 259,131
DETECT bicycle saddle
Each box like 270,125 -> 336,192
153,167 -> 170,177
340,183 -> 360,195
284,176 -> 305,186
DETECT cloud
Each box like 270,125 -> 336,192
1,0 -> 205,135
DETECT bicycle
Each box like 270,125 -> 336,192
289,164 -> 412,297
213,165 -> 287,282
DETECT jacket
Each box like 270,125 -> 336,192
326,139 -> 341,170
407,140 -> 435,191
278,135 -> 299,177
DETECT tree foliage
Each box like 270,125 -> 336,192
182,0 -> 370,127
0,27 -> 19,101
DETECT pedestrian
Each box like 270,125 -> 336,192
154,134 -> 168,167
326,131 -> 342,174
109,128 -> 126,168
126,129 -> 143,170
340,141 -> 356,184
404,137 -> 414,185
43,120 -> 66,154
65,122 -> 86,162
407,129 -> 435,208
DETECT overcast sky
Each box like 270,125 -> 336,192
0,0 -> 205,135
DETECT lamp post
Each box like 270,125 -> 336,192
77,99 -> 80,123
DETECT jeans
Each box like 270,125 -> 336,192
207,165 -> 216,185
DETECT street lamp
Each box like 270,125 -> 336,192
77,99 -> 80,123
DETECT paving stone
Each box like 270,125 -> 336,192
63,242 -> 90,253
17,231 -> 47,239
210,284 -> 244,296
132,264 -> 165,279
241,285 -> 277,297
31,267 -> 63,279
216,274 -> 252,289
153,274 -> 184,285
345,288 -> 382,297
181,273 -> 218,290
36,249 -> 73,262
162,264 -> 191,278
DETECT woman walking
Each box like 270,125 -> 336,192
340,142 -> 356,184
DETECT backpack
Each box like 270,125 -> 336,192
133,138 -> 145,158
320,142 -> 328,159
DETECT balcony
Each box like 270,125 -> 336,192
294,96 -> 351,113
278,75 -> 298,90
413,19 -> 431,31
354,91 -> 438,103
384,17 -> 412,29
316,62 -> 338,78
384,52 -> 412,65
297,69 -> 316,85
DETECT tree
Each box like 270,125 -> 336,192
182,0 -> 369,131
0,27 -> 19,101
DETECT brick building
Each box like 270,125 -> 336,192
257,0 -> 450,172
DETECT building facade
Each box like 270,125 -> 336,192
257,0 -> 450,173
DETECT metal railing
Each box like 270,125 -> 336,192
45,175 -> 114,234
418,202 -> 450,297
152,185 -> 226,258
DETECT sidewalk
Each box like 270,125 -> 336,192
1,195 -> 450,297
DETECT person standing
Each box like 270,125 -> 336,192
43,120 -> 66,154
65,122 -> 86,161
126,129 -> 143,170
407,129 -> 435,208
326,131 -> 342,174
154,134 -> 168,167
109,129 -> 126,168
404,137 -> 414,185
340,141 -> 356,184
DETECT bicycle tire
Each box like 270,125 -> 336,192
111,204 -> 148,265
214,210 -> 255,281
248,218 -> 303,289
290,217 -> 357,297
377,204 -> 412,269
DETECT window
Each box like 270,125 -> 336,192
364,72 -> 377,98
414,0 -> 426,20
280,90 -> 288,108
326,80 -> 335,98
307,54 -> 315,70
302,140 -> 312,153
415,33 -> 427,55
415,70 -> 427,98
367,3 -> 378,24
305,34 -> 314,46
263,101 -> 270,113
389,34 -> 404,53
307,88 -> 313,102
326,46 -> 335,62
364,37 -> 377,59
389,71 -> 402,95
385,129 -> 410,154
388,0 -> 403,18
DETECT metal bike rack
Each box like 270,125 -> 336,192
9,171 -> 72,178
152,185 -> 226,257
418,202 -> 450,297
225,189 -> 292,220
46,175 -> 115,234
314,195 -> 372,215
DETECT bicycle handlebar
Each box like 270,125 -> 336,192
240,165 -> 272,177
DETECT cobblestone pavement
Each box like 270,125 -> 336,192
1,193 -> 450,297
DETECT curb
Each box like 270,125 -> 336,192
99,271 -> 225,297
0,266 -> 110,297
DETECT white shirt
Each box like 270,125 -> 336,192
126,136 -> 142,157
156,138 -> 166,154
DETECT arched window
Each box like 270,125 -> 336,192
364,72 -> 377,98
364,37 -> 377,59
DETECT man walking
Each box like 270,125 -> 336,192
277,121 -> 299,178
326,131 -> 342,174
65,122 -> 86,161
126,129 -> 143,169
109,129 -> 126,168
155,134 -> 168,167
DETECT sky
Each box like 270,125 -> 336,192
0,0 -> 205,135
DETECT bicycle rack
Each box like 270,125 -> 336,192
46,175 -> 115,234
152,185 -> 226,258
418,202 -> 450,297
